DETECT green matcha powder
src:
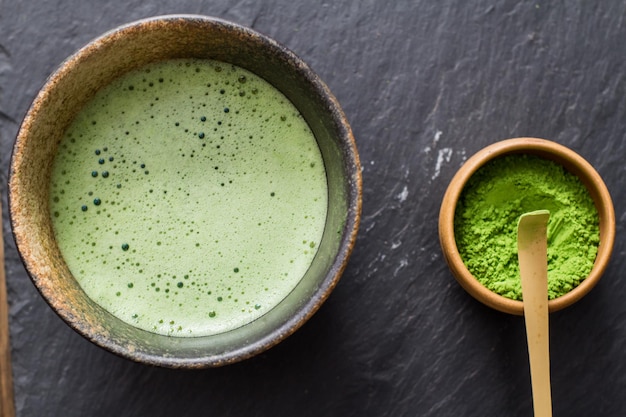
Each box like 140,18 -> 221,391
454,154 -> 600,300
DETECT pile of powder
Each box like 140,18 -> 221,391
454,154 -> 600,300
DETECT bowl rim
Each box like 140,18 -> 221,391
8,14 -> 362,367
439,137 -> 615,315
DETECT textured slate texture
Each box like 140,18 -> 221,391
1,1 -> 625,416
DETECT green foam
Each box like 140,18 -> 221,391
50,59 -> 328,337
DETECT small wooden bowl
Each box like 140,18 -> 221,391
9,15 -> 362,368
439,138 -> 615,315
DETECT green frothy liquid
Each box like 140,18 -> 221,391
50,59 -> 328,337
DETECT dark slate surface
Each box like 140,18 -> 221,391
1,1 -> 625,416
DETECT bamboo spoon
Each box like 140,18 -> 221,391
0,198 -> 15,417
517,210 -> 552,417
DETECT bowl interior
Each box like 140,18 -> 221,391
9,16 -> 361,367
439,138 -> 615,315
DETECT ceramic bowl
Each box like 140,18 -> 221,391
439,137 -> 615,315
9,15 -> 362,368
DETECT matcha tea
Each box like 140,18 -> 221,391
454,154 -> 599,300
49,59 -> 328,337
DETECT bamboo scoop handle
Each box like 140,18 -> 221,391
0,199 -> 15,417
518,210 -> 552,417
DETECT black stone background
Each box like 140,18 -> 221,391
1,1 -> 625,416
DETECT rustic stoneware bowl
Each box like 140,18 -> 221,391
439,137 -> 615,315
9,15 -> 362,368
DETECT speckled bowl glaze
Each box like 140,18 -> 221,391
9,15 -> 362,368
439,138 -> 615,315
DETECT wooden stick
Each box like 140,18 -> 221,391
0,198 -> 15,417
518,210 -> 552,417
